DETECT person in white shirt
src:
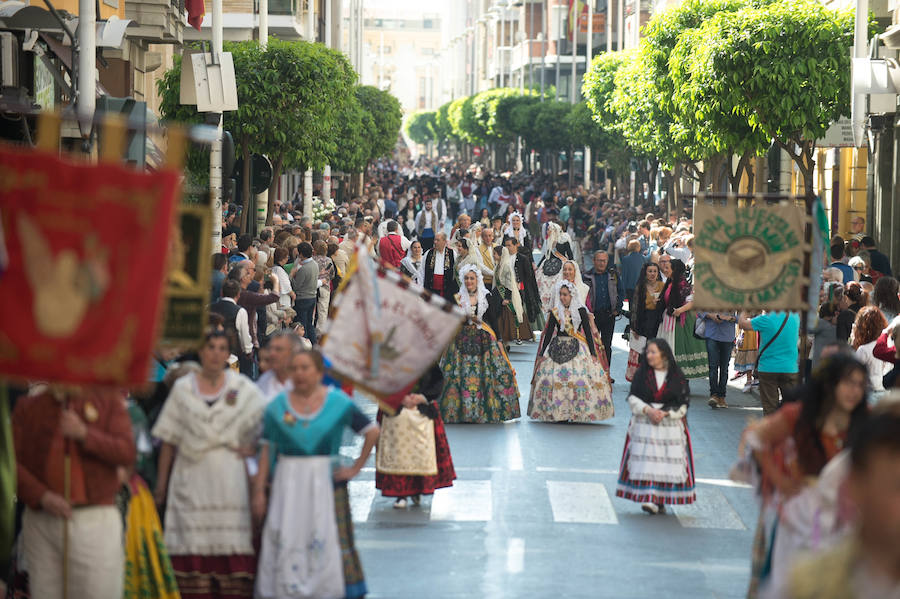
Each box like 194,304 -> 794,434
209,279 -> 253,374
852,306 -> 893,393
418,232 -> 458,301
256,330 -> 304,402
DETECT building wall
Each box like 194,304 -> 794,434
361,16 -> 442,113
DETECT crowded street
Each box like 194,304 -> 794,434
350,327 -> 758,599
4,0 -> 900,598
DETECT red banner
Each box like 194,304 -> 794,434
0,146 -> 180,386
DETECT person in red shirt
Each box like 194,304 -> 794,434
378,220 -> 406,269
13,386 -> 135,599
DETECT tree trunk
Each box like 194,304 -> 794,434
568,146 -> 575,189
266,154 -> 285,227
240,135 -> 251,234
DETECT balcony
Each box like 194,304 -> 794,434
124,0 -> 185,43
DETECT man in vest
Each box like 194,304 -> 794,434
479,227 -> 497,287
209,279 -> 253,375
418,232 -> 458,301
378,220 -> 406,269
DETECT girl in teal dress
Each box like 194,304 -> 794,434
253,349 -> 379,599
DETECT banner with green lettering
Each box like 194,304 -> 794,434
692,202 -> 809,311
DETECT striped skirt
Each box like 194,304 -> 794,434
615,408 -> 696,505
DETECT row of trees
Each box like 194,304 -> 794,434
583,0 -> 863,201
409,0 -> 861,204
158,37 -> 402,225
404,88 -> 629,180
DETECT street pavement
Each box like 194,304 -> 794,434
342,316 -> 763,599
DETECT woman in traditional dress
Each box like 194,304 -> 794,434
399,240 -> 424,283
439,265 -> 521,423
658,259 -> 708,378
535,222 -> 576,313
375,365 -> 457,509
494,245 -> 532,344
152,330 -> 265,599
454,237 -> 483,281
503,235 -> 545,336
615,338 -> 696,514
253,349 -> 379,599
740,354 -> 868,598
528,280 -> 614,423
626,262 -> 665,382
501,211 -> 533,259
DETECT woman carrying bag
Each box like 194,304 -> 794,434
375,365 -> 457,509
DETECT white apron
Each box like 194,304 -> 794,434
255,456 -> 344,599
626,403 -> 688,483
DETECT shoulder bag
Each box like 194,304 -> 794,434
753,314 -> 790,378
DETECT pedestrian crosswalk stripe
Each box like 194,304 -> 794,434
506,429 -> 524,471
429,480 -> 492,522
349,479 -> 748,530
506,538 -> 525,573
547,481 -> 619,524
673,488 -> 747,530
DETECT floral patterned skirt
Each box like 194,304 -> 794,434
439,324 -> 521,423
527,336 -> 614,423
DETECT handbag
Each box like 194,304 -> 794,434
375,408 -> 438,476
753,314 -> 790,378
693,313 -> 706,340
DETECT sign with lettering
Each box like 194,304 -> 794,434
692,202 -> 809,311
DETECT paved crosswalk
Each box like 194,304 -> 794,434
349,477 -> 749,530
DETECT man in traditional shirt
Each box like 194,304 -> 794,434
13,387 -> 135,599
419,232 -> 458,301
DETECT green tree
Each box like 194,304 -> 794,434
331,92 -> 376,174
158,38 -> 357,227
433,101 -> 455,144
405,110 -> 436,145
356,85 -> 403,161
681,0 -> 858,197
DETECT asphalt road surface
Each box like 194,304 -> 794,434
342,317 -> 761,599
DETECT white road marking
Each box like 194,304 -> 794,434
537,467 -> 619,475
674,488 -> 747,530
695,477 -> 752,489
430,480 -> 493,521
507,429 -> 524,471
348,480 -> 376,523
506,538 -> 525,573
547,481 -> 619,524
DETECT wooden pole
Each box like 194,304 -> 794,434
62,399 -> 71,599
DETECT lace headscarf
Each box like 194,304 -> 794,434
457,264 -> 490,319
542,222 -> 562,260
553,279 -> 585,333
502,211 -> 527,245
400,242 -> 424,285
562,260 -> 590,308
496,246 -> 525,323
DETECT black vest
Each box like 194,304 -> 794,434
210,298 -> 242,355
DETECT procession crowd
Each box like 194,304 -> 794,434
4,157 -> 900,599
